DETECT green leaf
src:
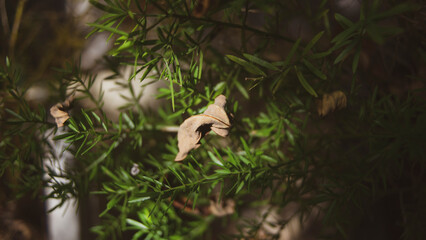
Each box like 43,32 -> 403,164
240,137 -> 252,159
101,166 -> 120,182
282,38 -> 301,67
91,112 -> 102,123
334,41 -> 357,64
213,81 -> 226,92
167,108 -> 185,120
81,109 -> 94,128
331,24 -> 359,44
272,67 -> 291,94
5,108 -> 25,121
89,0 -> 122,14
68,118 -> 80,132
310,49 -> 333,59
302,59 -> 326,80
192,186 -> 200,211
302,31 -> 324,56
235,181 -> 245,194
260,155 -> 278,164
164,59 -> 175,111
174,57 -> 183,86
294,66 -> 318,97
126,218 -> 148,230
226,55 -> 266,76
81,136 -> 101,156
198,50 -> 203,80
366,25 -> 403,45
102,122 -> 108,132
334,13 -> 354,28
215,169 -> 231,174
243,53 -> 279,71
130,192 -> 159,203
53,132 -> 75,140
122,113 -> 135,129
141,58 -> 160,81
87,23 -> 128,37
107,196 -> 120,210
128,197 -> 151,203
352,47 -> 361,73
234,80 -> 249,99
208,151 -> 224,167
111,41 -> 133,55
168,167 -> 185,185
75,134 -> 89,156
373,3 -> 419,20
239,155 -> 251,166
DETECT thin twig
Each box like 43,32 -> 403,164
170,13 -> 295,43
241,2 -> 250,52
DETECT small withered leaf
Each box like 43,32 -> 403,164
50,96 -> 73,127
130,163 -> 140,176
317,90 -> 347,116
192,0 -> 210,18
175,95 -> 231,161
209,199 -> 235,217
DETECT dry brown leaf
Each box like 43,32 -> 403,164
50,96 -> 73,127
175,95 -> 231,161
317,91 -> 347,117
208,199 -> 235,217
192,0 -> 210,18
172,197 -> 201,215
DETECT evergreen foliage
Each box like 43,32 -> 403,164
1,0 -> 425,239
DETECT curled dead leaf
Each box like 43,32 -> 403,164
317,91 -> 347,117
209,199 -> 235,217
175,95 -> 231,161
130,163 -> 140,176
50,96 -> 73,127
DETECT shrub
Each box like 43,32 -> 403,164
1,0 -> 425,239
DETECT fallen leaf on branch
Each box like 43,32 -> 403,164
50,96 -> 73,127
317,91 -> 347,116
175,95 -> 231,161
